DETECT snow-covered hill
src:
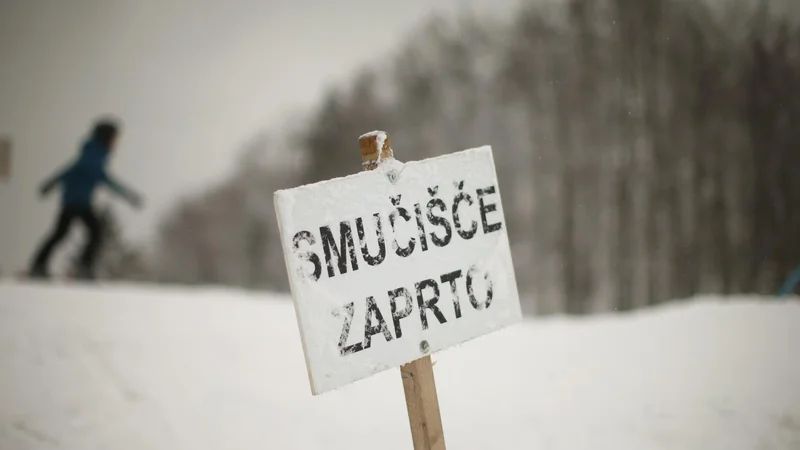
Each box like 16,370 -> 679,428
1,281 -> 798,449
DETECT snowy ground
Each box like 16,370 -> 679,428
0,281 -> 798,450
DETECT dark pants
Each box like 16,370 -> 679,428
31,206 -> 102,275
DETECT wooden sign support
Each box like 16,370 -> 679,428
0,137 -> 10,181
359,131 -> 447,450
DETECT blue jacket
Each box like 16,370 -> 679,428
41,139 -> 137,207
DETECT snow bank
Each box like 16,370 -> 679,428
0,281 -> 798,450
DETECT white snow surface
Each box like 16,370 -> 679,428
0,281 -> 799,450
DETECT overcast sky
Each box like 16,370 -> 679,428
0,0 -> 518,273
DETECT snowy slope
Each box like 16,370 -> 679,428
0,281 -> 798,450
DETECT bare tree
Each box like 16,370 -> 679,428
150,0 -> 800,313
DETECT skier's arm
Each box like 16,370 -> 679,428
39,165 -> 69,197
102,171 -> 143,208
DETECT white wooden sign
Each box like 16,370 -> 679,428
274,146 -> 521,395
0,138 -> 10,180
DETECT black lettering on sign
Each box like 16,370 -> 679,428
363,296 -> 393,349
415,279 -> 447,330
440,270 -> 464,319
388,287 -> 413,339
414,203 -> 429,252
389,195 -> 416,257
320,221 -> 359,278
467,266 -> 494,310
334,264 -> 498,357
452,180 -> 478,240
426,186 -> 452,247
356,213 -> 386,266
335,303 -> 364,355
477,186 -> 503,234
292,231 -> 322,281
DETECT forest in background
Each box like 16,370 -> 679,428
107,0 -> 800,315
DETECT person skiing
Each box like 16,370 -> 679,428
28,118 -> 142,280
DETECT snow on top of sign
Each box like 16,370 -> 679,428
375,132 -> 386,154
274,145 -> 492,197
375,155 -> 403,174
358,130 -> 386,140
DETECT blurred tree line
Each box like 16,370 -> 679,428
148,0 -> 800,314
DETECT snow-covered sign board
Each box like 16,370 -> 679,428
274,146 -> 521,395
0,138 -> 9,180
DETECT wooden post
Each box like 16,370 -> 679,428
359,130 -> 447,450
0,137 -> 10,181
399,356 -> 446,450
359,130 -> 394,171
